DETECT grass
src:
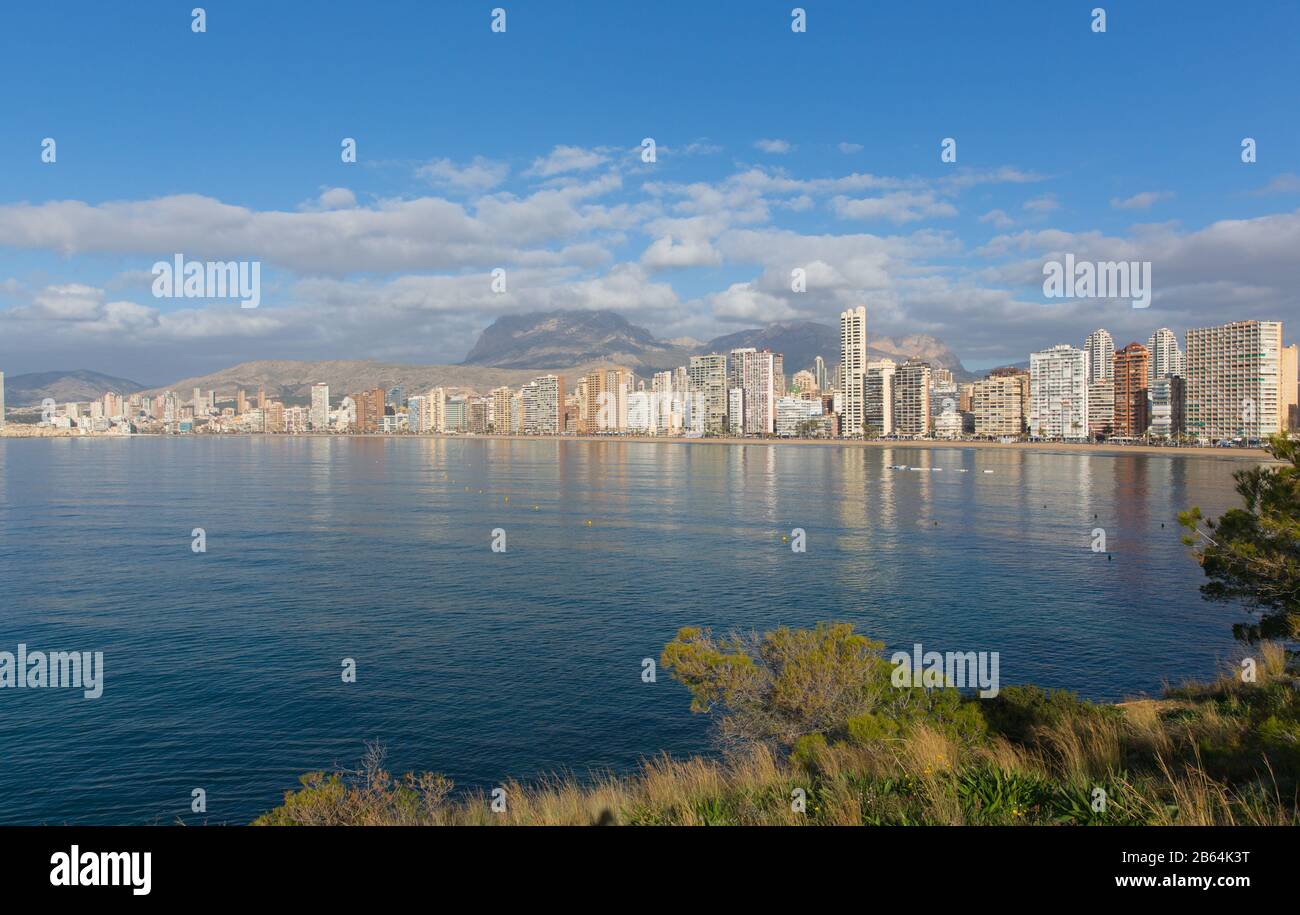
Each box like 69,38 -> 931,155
254,650 -> 1300,826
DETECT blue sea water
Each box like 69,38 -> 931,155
0,436 -> 1259,824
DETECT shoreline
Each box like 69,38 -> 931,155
0,428 -> 1275,459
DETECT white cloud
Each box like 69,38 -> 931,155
831,192 -> 957,224
837,142 -> 863,154
1022,194 -> 1060,214
1110,190 -> 1173,210
416,156 -> 509,193
641,235 -> 722,270
980,209 -> 1015,228
754,139 -> 793,154
299,187 -> 357,211
524,145 -> 609,178
1250,172 -> 1300,196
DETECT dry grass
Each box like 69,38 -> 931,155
256,651 -> 1299,827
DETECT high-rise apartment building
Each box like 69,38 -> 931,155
688,353 -> 728,435
1083,329 -> 1115,384
581,367 -> 632,432
1112,343 -> 1151,437
1029,345 -> 1089,440
972,371 -> 1028,437
1149,376 -> 1186,438
728,388 -> 744,435
310,383 -> 330,431
351,388 -> 386,433
1185,320 -> 1283,441
892,360 -> 931,437
1282,344 -> 1298,431
839,306 -> 868,435
813,356 -> 831,394
1087,381 -> 1115,437
490,387 -> 514,433
1146,327 -> 1185,384
525,374 -> 564,435
729,348 -> 781,435
863,359 -> 896,436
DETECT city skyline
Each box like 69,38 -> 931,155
1,2 -> 1298,384
6,311 -> 1292,447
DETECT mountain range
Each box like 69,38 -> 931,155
5,310 -> 972,405
1,370 -> 152,407
462,310 -> 972,379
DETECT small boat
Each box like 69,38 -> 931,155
982,469 -> 994,474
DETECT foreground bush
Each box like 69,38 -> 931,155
256,625 -> 1298,826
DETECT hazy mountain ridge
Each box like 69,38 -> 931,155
462,310 -> 693,372
147,360 -> 612,402
15,311 -> 973,401
2,370 -> 153,406
463,310 -> 973,378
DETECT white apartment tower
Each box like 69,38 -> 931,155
1030,344 -> 1089,440
839,306 -> 868,435
310,383 -> 330,431
1083,329 -> 1115,384
1185,320 -> 1283,441
1146,327 -> 1185,384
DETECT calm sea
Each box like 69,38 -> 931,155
0,436 -> 1260,824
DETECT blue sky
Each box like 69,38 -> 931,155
1,0 -> 1298,382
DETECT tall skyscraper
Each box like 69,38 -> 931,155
892,360 -> 931,436
1282,344 -> 1298,431
863,359 -> 896,436
1112,343 -> 1151,437
1146,327 -> 1184,384
310,383 -> 330,431
973,371 -> 1028,437
1029,345 -> 1089,440
839,306 -> 868,435
351,388 -> 386,433
582,366 -> 632,432
1185,320 -> 1283,441
729,348 -> 781,435
490,387 -> 514,433
688,353 -> 728,436
1149,376 -> 1186,438
526,375 -> 564,435
813,356 -> 831,394
1087,380 -> 1115,437
1083,329 -> 1115,384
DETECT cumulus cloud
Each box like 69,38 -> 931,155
1022,194 -> 1060,214
524,145 -> 609,177
754,139 -> 793,154
641,234 -> 723,269
831,192 -> 957,224
980,209 -> 1015,229
1110,191 -> 1174,210
3,144 -> 1296,381
416,156 -> 509,193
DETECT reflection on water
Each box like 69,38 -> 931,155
0,437 -> 1260,824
